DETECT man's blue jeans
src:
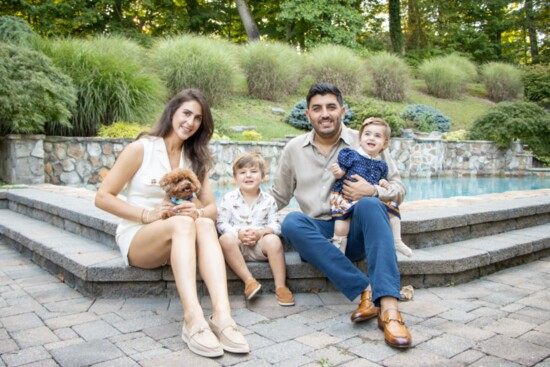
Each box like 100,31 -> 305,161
281,197 -> 401,304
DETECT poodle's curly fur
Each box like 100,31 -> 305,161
159,168 -> 203,219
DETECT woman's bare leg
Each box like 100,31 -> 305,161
195,218 -> 232,323
128,216 -> 205,327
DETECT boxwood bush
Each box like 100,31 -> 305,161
402,104 -> 451,133
0,43 -> 76,135
0,15 -> 37,47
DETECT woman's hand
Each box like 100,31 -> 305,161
172,200 -> 199,218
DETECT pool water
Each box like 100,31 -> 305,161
212,176 -> 550,207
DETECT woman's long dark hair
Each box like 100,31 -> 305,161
138,89 -> 214,182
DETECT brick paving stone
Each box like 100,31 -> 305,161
295,331 -> 341,348
20,358 -> 59,367
477,334 -> 550,366
112,315 -> 171,333
44,338 -> 84,351
0,338 -> 19,354
338,358 -> 382,367
348,340 -> 398,363
233,359 -> 272,367
43,297 -> 94,313
520,292 -> 550,312
451,349 -> 486,365
248,317 -> 315,343
50,339 -> 124,367
435,320 -> 495,341
231,308 -> 269,327
157,335 -> 182,351
130,348 -> 171,361
536,319 -> 550,333
382,348 -> 462,367
519,330 -> 550,348
1,313 -> 44,332
479,287 -> 532,306
252,340 -> 314,364
88,299 -> 125,315
273,355 -> 315,367
0,328 -> 10,340
120,298 -> 170,312
91,356 -> 140,367
11,326 -> 59,349
141,321 -> 180,341
1,346 -> 51,367
397,300 -> 448,318
483,317 -> 538,337
244,332 -> 276,351
288,306 -> 342,326
437,309 -> 479,323
114,335 -> 162,356
535,357 -> 550,367
468,355 -> 523,367
321,320 -> 369,340
511,306 -> 550,324
72,320 -> 121,341
44,312 -> 100,330
139,350 -> 219,367
417,333 -> 475,358
24,283 -> 82,304
53,327 -> 78,341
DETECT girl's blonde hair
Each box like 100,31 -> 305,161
359,117 -> 391,141
232,151 -> 266,177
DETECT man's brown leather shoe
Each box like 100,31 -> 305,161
350,290 -> 379,323
377,309 -> 412,348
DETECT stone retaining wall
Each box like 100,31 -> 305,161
0,134 -> 539,188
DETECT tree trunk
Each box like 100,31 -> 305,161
406,0 -> 426,51
234,0 -> 260,41
524,0 -> 540,63
389,0 -> 403,54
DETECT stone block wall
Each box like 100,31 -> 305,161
0,134 -> 537,187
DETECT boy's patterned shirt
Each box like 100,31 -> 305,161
216,188 -> 282,237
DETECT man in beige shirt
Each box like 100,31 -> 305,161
270,83 -> 411,349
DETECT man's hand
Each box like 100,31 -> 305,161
342,174 -> 376,201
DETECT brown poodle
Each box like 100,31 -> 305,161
159,168 -> 203,219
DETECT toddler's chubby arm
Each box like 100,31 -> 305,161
331,163 -> 346,179
378,179 -> 390,189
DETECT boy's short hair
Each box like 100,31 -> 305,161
359,117 -> 391,141
232,152 -> 266,176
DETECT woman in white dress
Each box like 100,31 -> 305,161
95,89 -> 249,358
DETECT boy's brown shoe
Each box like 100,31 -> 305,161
244,278 -> 261,300
275,286 -> 295,306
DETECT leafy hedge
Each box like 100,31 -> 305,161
469,102 -> 550,157
522,65 -> 550,103
402,104 -> 451,133
346,98 -> 406,137
284,99 -> 354,130
0,43 -> 76,135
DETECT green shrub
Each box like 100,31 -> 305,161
469,102 -> 550,157
150,35 -> 239,106
97,122 -> 146,138
346,98 -> 406,137
480,62 -> 523,102
367,52 -> 410,102
0,43 -> 76,135
240,42 -> 303,101
440,54 -> 478,83
0,16 -> 37,47
443,129 -> 469,141
36,36 -> 165,136
419,57 -> 468,99
402,104 -> 452,132
522,65 -> 550,103
242,130 -> 262,141
285,99 -> 354,130
308,44 -> 365,96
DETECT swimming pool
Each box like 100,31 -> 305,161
212,176 -> 550,205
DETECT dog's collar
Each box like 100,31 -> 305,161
169,195 -> 194,205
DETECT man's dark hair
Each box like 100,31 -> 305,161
306,83 -> 344,108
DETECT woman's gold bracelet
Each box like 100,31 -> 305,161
140,208 -> 146,224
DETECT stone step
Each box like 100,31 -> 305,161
6,188 -> 550,251
2,204 -> 549,297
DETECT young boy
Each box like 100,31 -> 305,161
217,152 -> 295,306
